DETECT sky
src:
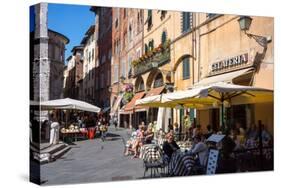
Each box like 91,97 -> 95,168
48,3 -> 95,63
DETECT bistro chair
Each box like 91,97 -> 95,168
141,144 -> 165,178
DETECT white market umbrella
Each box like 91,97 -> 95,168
40,98 -> 101,113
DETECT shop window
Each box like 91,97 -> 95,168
182,12 -> 191,33
161,31 -> 167,45
182,57 -> 190,80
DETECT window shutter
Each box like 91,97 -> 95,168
145,44 -> 148,53
182,12 -> 191,33
161,31 -> 167,44
183,57 -> 190,79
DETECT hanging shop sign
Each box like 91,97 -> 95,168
210,53 -> 249,75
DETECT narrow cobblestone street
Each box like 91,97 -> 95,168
40,127 -> 144,185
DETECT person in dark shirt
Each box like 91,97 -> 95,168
163,132 -> 180,159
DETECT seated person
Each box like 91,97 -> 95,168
191,136 -> 208,167
163,132 -> 180,159
124,131 -> 138,156
131,125 -> 145,158
144,127 -> 154,144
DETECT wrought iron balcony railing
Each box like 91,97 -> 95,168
132,47 -> 170,76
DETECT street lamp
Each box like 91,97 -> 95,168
238,16 -> 252,31
238,16 -> 271,48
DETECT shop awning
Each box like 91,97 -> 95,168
145,86 -> 165,97
194,68 -> 254,87
110,94 -> 123,116
122,91 -> 146,112
135,86 -> 165,108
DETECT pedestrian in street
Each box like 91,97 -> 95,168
100,118 -> 108,142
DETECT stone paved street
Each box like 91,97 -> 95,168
40,127 -> 145,185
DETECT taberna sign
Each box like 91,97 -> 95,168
211,53 -> 248,73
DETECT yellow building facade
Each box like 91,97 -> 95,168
131,10 -> 273,134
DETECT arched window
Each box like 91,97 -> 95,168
153,73 -> 164,88
135,77 -> 145,92
161,31 -> 167,45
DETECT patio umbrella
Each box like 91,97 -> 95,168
135,87 -> 212,109
136,82 -> 273,128
162,82 -> 273,128
40,98 -> 101,113
162,82 -> 273,105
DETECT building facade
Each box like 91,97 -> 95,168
91,7 -> 113,116
110,8 -> 145,128
125,10 -> 274,134
189,14 -> 274,133
81,25 -> 96,104
64,46 -> 84,100
31,3 -> 69,103
82,7 -> 274,134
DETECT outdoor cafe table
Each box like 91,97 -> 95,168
168,149 -> 195,176
139,144 -> 163,162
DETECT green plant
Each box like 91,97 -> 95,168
123,92 -> 134,103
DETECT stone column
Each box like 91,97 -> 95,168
33,3 -> 49,121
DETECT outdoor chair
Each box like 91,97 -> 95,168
142,145 -> 166,178
143,161 -> 163,178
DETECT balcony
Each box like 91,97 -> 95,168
132,44 -> 170,76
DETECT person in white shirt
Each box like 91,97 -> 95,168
191,136 -> 208,167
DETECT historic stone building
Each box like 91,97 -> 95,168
64,46 -> 84,100
81,25 -> 96,104
188,14 -> 274,133
126,9 -> 273,134
91,7 -> 113,115
110,8 -> 145,128
31,3 -> 69,103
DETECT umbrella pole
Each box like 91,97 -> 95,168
221,102 -> 225,132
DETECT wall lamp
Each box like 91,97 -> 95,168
238,16 -> 272,48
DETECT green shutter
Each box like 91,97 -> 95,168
189,108 -> 195,123
148,10 -> 152,17
183,57 -> 190,79
145,44 -> 148,53
161,31 -> 167,44
182,12 -> 191,33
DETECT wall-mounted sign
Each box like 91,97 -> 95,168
210,53 -> 248,74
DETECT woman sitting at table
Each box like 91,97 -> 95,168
163,132 -> 180,159
144,127 -> 154,144
131,125 -> 145,158
191,135 -> 208,167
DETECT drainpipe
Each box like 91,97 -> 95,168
191,13 -> 196,85
198,16 -> 201,83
